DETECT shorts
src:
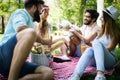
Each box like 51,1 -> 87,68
0,34 -> 39,78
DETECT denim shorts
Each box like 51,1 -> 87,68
0,34 -> 39,78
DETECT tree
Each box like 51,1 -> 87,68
0,0 -> 24,33
79,0 -> 87,26
45,0 -> 83,27
46,0 -> 120,28
0,0 -> 10,33
46,0 -> 97,27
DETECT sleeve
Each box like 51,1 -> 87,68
12,12 -> 28,31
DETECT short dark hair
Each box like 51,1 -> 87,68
24,0 -> 44,8
85,9 -> 99,22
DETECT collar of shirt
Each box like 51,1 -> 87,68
23,8 -> 33,22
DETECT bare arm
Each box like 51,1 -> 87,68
107,37 -> 118,51
17,26 -> 29,32
35,21 -> 42,33
35,10 -> 46,34
17,25 -> 51,45
36,34 -> 52,45
84,29 -> 98,43
72,29 -> 98,44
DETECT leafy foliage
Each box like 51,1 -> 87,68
0,0 -> 120,31
0,0 -> 24,33
0,0 -> 18,16
104,0 -> 120,26
45,0 -> 97,27
45,0 -> 120,29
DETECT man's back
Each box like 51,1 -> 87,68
0,9 -> 34,45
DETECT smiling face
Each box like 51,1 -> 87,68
100,15 -> 105,27
83,12 -> 93,25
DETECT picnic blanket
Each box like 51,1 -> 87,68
50,57 -> 115,80
0,57 -> 115,80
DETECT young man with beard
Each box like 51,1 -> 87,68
0,0 -> 53,80
73,9 -> 100,57
55,9 -> 100,62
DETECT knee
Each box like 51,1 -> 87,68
22,28 -> 37,41
27,28 -> 37,38
42,66 -> 54,80
17,28 -> 37,42
92,40 -> 102,47
43,67 -> 53,79
85,47 -> 93,52
84,47 -> 94,57
35,66 -> 53,80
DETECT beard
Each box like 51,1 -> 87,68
83,19 -> 92,25
33,9 -> 40,22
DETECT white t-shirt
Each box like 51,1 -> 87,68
79,24 -> 101,45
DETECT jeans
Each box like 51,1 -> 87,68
74,40 -> 116,77
74,44 -> 82,57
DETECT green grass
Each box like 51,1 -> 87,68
115,46 -> 120,60
81,47 -> 120,80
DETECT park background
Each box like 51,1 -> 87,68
0,0 -> 120,80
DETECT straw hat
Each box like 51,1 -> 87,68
103,5 -> 119,20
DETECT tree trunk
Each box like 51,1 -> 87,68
79,0 -> 87,26
1,16 -> 5,33
18,0 -> 21,8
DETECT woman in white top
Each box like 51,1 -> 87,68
67,5 -> 120,80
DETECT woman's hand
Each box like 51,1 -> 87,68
48,36 -> 52,48
40,10 -> 48,22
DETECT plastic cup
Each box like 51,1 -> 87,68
81,45 -> 86,54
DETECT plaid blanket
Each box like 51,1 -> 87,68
0,57 -> 116,80
50,57 -> 115,80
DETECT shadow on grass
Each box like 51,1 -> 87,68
80,67 -> 120,80
81,75 -> 94,80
